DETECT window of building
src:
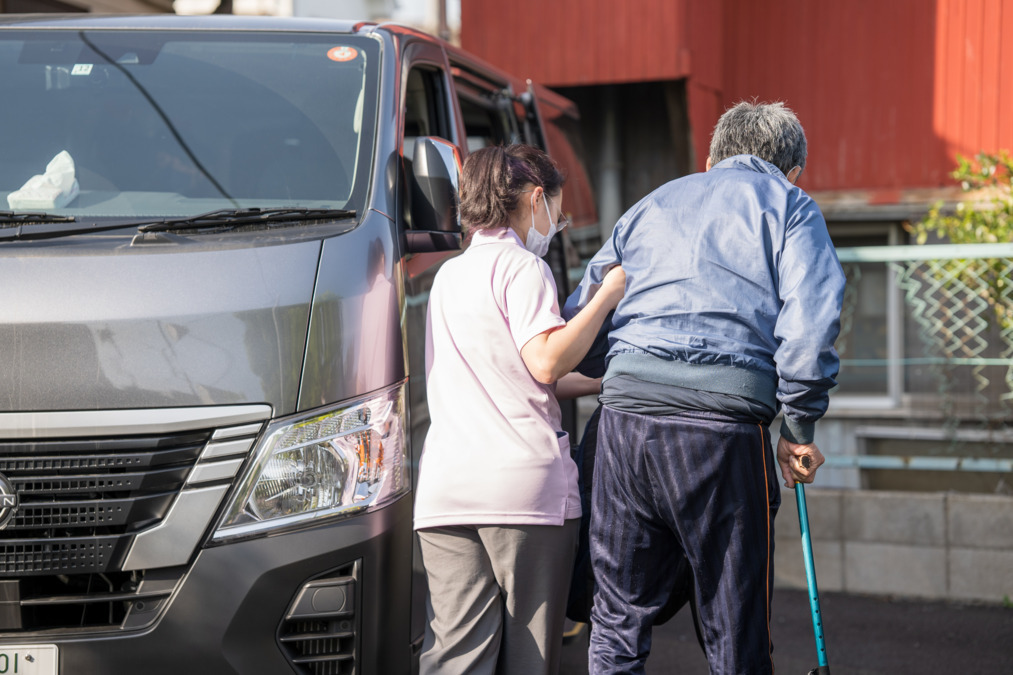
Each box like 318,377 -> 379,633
831,221 -> 1011,424
830,223 -> 904,406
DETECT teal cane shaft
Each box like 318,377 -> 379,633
795,483 -> 829,668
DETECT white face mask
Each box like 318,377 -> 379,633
524,193 -> 559,257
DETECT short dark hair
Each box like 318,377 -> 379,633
459,144 -> 565,232
708,101 -> 807,176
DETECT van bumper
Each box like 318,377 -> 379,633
48,495 -> 416,675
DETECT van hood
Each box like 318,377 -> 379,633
0,236 -> 319,414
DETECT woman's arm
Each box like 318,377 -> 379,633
555,373 -> 602,400
520,265 -> 625,384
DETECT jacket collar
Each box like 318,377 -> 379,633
711,154 -> 790,180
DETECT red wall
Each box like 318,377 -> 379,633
714,0 -> 1013,192
715,0 -> 944,190
934,0 -> 1013,165
461,0 -> 692,85
461,0 -> 1013,194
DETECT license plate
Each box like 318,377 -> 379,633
0,645 -> 58,675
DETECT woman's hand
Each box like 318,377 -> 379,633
599,265 -> 626,309
554,373 -> 602,400
520,266 -> 625,385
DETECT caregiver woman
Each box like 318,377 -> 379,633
415,143 -> 625,675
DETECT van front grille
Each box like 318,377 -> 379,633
0,405 -> 271,635
1,536 -> 122,576
0,432 -> 204,633
279,562 -> 359,675
5,567 -> 184,632
0,432 -> 208,577
281,620 -> 356,675
13,494 -> 171,530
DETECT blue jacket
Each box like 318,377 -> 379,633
564,155 -> 845,444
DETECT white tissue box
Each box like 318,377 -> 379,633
7,175 -> 80,210
6,150 -> 80,210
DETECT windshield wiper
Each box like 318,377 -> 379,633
0,212 -> 94,243
0,219 -> 141,243
137,207 -> 357,233
0,211 -> 76,224
0,207 -> 357,243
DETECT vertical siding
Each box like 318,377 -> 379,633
935,0 -> 1011,162
1002,1 -> 1013,150
717,0 -> 948,192
463,0 -> 1013,193
943,0 -> 970,160
460,0 -> 691,86
685,0 -> 723,171
978,0 -> 1001,153
965,0 -> 985,153
710,0 -> 1013,191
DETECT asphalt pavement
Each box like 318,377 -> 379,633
559,588 -> 1013,674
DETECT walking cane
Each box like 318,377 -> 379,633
796,455 -> 830,674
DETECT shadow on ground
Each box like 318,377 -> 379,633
560,588 -> 1013,674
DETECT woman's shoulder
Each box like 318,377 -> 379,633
465,233 -> 546,268
491,244 -> 554,284
433,232 -> 552,290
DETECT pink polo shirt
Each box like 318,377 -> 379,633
414,227 -> 581,529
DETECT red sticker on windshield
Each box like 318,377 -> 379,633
327,46 -> 359,62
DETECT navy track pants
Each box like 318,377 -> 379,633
588,406 -> 780,674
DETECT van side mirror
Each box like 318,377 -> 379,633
405,137 -> 462,253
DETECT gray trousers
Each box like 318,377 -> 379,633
417,519 -> 579,675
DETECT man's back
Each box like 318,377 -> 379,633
606,154 -> 812,374
567,154 -> 843,431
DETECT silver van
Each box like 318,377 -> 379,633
0,13 -> 598,675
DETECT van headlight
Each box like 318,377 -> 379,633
213,382 -> 408,540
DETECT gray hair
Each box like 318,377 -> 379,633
708,101 -> 807,176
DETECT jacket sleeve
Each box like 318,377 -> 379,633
562,227 -> 624,321
561,218 -> 628,377
773,193 -> 845,444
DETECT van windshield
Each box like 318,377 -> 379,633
0,30 -> 379,220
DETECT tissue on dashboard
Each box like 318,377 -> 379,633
6,150 -> 80,210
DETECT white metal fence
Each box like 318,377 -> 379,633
830,243 -> 1013,482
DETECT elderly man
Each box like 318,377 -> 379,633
565,101 -> 845,674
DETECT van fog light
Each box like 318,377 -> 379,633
214,382 -> 407,540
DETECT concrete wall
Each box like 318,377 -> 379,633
774,488 -> 1013,604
